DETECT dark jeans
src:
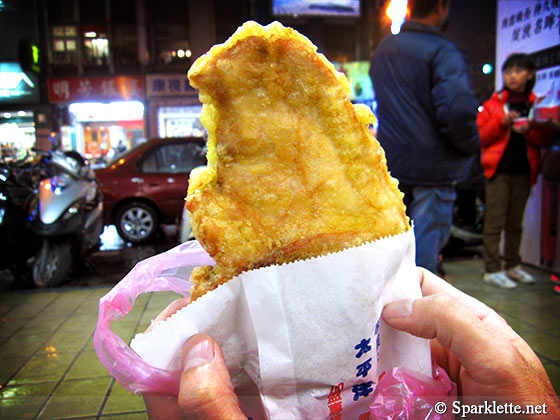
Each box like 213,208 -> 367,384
483,173 -> 531,273
401,184 -> 456,272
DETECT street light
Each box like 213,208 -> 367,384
386,0 -> 408,35
482,63 -> 493,75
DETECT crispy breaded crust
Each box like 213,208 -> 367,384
186,21 -> 409,300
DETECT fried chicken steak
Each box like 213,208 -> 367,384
186,21 -> 409,300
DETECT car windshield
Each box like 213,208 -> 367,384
141,141 -> 207,174
104,142 -> 143,166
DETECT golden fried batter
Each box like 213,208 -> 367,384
186,21 -> 409,300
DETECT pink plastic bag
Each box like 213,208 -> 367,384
93,240 -> 214,395
370,361 -> 457,419
95,239 -> 458,419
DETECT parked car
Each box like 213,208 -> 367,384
178,164 -> 207,243
95,137 -> 206,244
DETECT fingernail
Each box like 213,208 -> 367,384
182,337 -> 215,372
383,299 -> 415,319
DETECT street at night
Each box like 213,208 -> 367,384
1,0 -> 559,418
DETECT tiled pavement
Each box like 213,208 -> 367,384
0,257 -> 558,419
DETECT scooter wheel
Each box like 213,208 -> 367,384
32,243 -> 71,288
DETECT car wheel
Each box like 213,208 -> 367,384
115,202 -> 158,244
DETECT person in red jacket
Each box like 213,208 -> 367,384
478,53 -> 555,289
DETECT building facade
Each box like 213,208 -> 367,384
41,0 -> 222,159
0,0 -> 51,159
1,0 -> 379,159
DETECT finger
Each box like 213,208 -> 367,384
145,297 -> 190,333
143,395 -> 182,420
419,268 -> 499,322
382,294 -> 508,373
418,267 -> 460,296
384,295 -> 560,407
178,334 -> 247,420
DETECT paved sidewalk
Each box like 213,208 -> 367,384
0,257 -> 558,419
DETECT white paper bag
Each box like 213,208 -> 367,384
131,229 -> 431,419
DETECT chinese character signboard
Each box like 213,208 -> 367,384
533,46 -> 560,88
48,75 -> 145,103
497,0 -> 560,267
146,74 -> 196,98
496,0 -> 560,95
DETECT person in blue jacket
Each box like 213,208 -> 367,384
369,0 -> 481,274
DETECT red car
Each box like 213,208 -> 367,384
95,137 -> 206,244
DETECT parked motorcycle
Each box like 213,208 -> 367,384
1,149 -> 103,287
0,156 -> 39,280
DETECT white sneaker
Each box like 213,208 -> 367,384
506,265 -> 535,284
483,271 -> 517,289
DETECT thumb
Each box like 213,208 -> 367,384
178,334 -> 247,420
382,296 -> 560,412
382,294 -> 507,373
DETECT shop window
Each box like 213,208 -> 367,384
152,24 -> 191,66
141,143 -> 205,174
82,28 -> 110,66
158,106 -> 204,138
51,25 -> 78,65
147,0 -> 190,67
0,111 -> 35,160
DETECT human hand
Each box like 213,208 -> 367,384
143,299 -> 247,420
144,270 -> 560,419
502,110 -> 520,127
512,119 -> 531,134
383,268 -> 560,419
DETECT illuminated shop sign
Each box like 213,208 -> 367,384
0,63 -> 39,104
68,101 -> 144,122
272,0 -> 360,17
496,0 -> 560,93
48,75 -> 145,103
333,61 -> 374,104
146,74 -> 196,98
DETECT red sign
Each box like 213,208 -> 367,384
48,75 -> 145,103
